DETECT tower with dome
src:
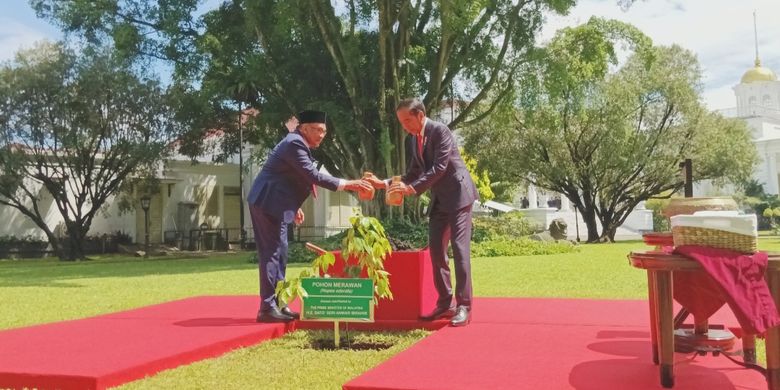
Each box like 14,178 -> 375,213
696,14 -> 780,197
729,19 -> 780,195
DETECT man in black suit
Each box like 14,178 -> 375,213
247,110 -> 371,323
366,98 -> 479,326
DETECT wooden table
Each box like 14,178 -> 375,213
629,250 -> 780,389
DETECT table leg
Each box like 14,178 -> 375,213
694,317 -> 708,336
647,270 -> 659,365
766,271 -> 780,390
742,334 -> 756,365
655,270 -> 675,388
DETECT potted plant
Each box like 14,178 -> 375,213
275,210 -> 393,311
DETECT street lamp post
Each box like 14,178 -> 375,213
140,196 -> 151,258
238,108 -> 246,250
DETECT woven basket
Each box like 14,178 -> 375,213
671,226 -> 756,254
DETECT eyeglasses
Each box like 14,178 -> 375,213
304,125 -> 327,135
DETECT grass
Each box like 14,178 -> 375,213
3,238 -> 780,388
116,330 -> 429,390
472,241 -> 650,299
0,252 -> 260,329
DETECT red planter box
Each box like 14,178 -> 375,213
327,249 -> 438,320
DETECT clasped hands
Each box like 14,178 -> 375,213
339,173 -> 415,199
343,179 -> 373,193
363,173 -> 416,195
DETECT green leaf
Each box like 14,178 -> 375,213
297,284 -> 308,298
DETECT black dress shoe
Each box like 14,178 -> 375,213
450,306 -> 470,327
280,306 -> 300,320
257,307 -> 294,323
420,306 -> 456,321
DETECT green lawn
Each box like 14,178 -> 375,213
2,239 -> 779,388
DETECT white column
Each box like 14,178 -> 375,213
560,196 -> 570,211
528,184 -> 538,209
769,152 -> 779,195
540,192 -> 549,208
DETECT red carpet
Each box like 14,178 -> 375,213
0,296 -> 288,390
0,296 -> 443,390
0,296 -> 769,389
344,298 -> 769,390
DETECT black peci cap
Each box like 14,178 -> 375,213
298,110 -> 327,124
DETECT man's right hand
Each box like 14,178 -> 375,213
344,179 -> 373,193
363,173 -> 387,189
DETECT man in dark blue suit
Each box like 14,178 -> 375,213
248,110 -> 371,323
366,98 -> 479,326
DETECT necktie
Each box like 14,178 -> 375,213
417,135 -> 424,159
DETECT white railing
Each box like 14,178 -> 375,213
716,105 -> 780,121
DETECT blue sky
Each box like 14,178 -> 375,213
0,1 -> 61,59
2,0 -> 779,110
538,0 -> 780,111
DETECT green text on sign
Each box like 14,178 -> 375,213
301,278 -> 374,322
302,278 -> 374,297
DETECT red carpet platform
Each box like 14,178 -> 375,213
344,298 -> 769,390
0,296 -> 287,390
0,296 -> 768,389
0,296 -> 443,390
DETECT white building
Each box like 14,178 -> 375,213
699,49 -> 780,196
0,131 -> 358,249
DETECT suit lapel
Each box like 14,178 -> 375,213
420,121 -> 432,166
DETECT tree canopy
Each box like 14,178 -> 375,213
0,42 -> 180,259
31,0 -> 576,216
462,18 -> 757,241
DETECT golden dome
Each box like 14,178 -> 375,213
741,59 -> 777,83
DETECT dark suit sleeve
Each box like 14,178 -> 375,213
401,135 -> 423,184
280,138 -> 341,191
409,125 -> 452,194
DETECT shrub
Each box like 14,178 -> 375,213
287,242 -> 315,263
471,237 -> 576,257
250,210 -> 559,263
0,235 -> 49,259
645,198 -> 670,232
0,235 -> 46,245
472,211 -> 540,242
381,218 -> 429,249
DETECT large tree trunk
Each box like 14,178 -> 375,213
599,224 -> 618,243
581,212 -> 601,242
42,229 -> 66,261
64,222 -> 89,261
577,192 -> 602,243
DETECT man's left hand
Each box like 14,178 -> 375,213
295,208 -> 305,225
389,181 -> 416,196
